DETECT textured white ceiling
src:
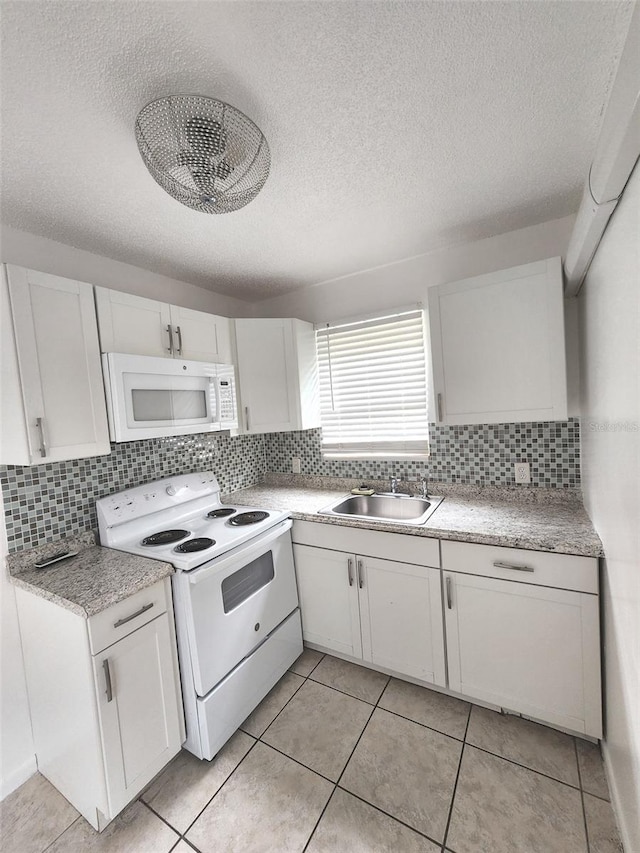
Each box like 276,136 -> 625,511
0,1 -> 633,302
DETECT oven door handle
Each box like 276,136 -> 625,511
187,519 -> 293,585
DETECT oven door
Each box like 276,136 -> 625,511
182,520 -> 299,696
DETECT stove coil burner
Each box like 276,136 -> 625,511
174,537 -> 216,553
228,511 -> 270,526
142,529 -> 190,546
207,507 -> 236,518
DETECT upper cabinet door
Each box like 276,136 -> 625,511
169,305 -> 232,364
234,318 -> 320,434
95,288 -> 172,358
428,258 -> 568,424
235,318 -> 299,433
4,265 -> 111,464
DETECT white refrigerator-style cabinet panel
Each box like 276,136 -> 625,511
293,544 -> 362,658
428,257 -> 568,424
359,557 -> 445,686
444,571 -> 602,736
2,265 -> 111,464
234,318 -> 321,433
95,287 -> 232,364
95,288 -> 172,358
93,616 -> 183,817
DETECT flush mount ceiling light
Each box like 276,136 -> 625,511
135,94 -> 270,214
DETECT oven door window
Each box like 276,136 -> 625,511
221,551 -> 275,613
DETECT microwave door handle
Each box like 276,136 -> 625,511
188,518 -> 293,586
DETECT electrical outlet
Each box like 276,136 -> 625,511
514,462 -> 531,484
292,457 -> 301,474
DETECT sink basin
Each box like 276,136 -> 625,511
318,493 -> 443,526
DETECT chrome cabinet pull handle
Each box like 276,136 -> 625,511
347,558 -> 354,587
167,324 -> 174,354
245,406 -> 250,431
357,559 -> 364,589
35,417 -> 47,457
493,561 -> 534,573
113,602 -> 154,628
176,325 -> 183,355
437,393 -> 444,422
446,576 -> 452,609
103,659 -> 113,702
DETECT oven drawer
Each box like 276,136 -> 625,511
88,579 -> 169,654
196,609 -> 303,760
184,522 -> 300,695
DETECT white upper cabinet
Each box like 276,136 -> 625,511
428,257 -> 568,424
95,287 -> 232,364
1,265 -> 111,465
234,318 -> 321,433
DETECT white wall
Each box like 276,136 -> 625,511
578,162 -> 640,852
252,214 -> 575,323
0,516 -> 36,799
0,224 -> 253,318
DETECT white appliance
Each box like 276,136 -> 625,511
102,353 -> 238,441
97,472 -> 303,760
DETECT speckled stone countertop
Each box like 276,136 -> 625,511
6,532 -> 173,618
224,475 -> 603,557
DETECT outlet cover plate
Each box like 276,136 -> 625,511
292,457 -> 301,474
514,462 -> 531,484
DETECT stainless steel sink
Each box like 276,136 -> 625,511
318,493 -> 443,526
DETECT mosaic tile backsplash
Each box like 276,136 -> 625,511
2,418 -> 580,552
264,418 -> 581,490
1,432 -> 266,552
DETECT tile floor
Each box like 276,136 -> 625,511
1,649 -> 624,853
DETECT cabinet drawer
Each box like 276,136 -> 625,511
441,541 -> 597,594
292,520 -> 440,568
88,579 -> 169,654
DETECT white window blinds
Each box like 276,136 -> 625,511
316,310 -> 430,458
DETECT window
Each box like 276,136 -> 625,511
316,309 -> 429,458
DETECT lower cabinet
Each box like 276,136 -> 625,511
291,521 -> 602,739
293,540 -> 446,686
442,540 -> 602,737
92,616 -> 183,818
16,578 -> 184,830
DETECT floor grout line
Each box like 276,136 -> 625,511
301,673 -> 390,853
575,737 -> 592,853
40,814 -> 82,853
461,742 -> 585,793
440,703 -> 472,851
333,784 -> 444,850
179,736 -> 261,840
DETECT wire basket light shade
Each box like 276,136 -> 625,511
135,95 -> 270,214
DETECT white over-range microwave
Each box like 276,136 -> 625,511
102,353 -> 238,441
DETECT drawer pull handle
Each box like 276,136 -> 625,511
103,659 -> 113,703
347,558 -> 354,587
493,561 -> 534,573
446,576 -> 452,609
113,602 -> 154,628
357,559 -> 364,589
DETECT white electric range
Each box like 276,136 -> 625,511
97,472 -> 303,760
